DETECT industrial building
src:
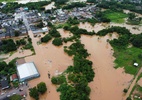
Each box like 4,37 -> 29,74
17,62 -> 40,82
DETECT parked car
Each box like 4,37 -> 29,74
13,93 -> 16,95
1,92 -> 5,95
19,88 -> 23,91
7,94 -> 10,97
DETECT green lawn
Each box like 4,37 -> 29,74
114,47 -> 142,75
104,10 -> 128,23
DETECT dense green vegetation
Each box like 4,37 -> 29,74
69,26 -> 95,36
97,26 -> 131,36
9,94 -> 22,100
16,38 -> 26,46
52,38 -> 63,46
51,25 -> 95,100
0,39 -> 17,53
82,18 -> 98,26
29,87 -> 39,100
62,35 -> 79,43
1,1 -> 51,13
96,1 -> 142,14
0,59 -> 16,76
29,82 -> 47,100
64,41 -> 90,58
51,0 -> 69,5
36,21 -> 44,28
130,34 -> 142,48
51,75 -> 66,85
37,82 -> 47,94
127,13 -> 142,25
0,0 -> 15,2
67,17 -> 80,25
87,0 -> 97,3
41,34 -> 52,43
54,49 -> 94,100
63,2 -> 86,9
49,28 -> 61,37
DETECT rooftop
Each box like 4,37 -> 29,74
17,62 -> 39,81
0,79 -> 9,90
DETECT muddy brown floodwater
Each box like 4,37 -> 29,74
78,23 -> 133,100
81,35 -> 133,100
25,23 -> 134,100
26,31 -> 73,100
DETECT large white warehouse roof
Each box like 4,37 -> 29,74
17,62 -> 40,82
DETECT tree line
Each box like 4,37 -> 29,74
0,59 -> 16,76
29,82 -> 47,100
95,1 -> 142,14
50,24 -> 95,100
1,1 -> 51,13
97,26 -> 142,49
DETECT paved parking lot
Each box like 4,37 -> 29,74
0,83 -> 28,100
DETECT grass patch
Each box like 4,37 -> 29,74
114,47 -> 142,75
136,85 -> 142,92
55,23 -> 71,29
104,10 -> 128,23
137,73 -> 142,83
126,19 -> 142,25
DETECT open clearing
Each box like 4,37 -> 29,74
104,10 -> 128,23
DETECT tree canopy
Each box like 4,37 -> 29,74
52,38 -> 63,46
41,34 -> 52,43
37,82 -> 47,94
0,39 -> 17,53
29,87 -> 39,100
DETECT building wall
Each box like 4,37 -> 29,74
19,73 -> 40,82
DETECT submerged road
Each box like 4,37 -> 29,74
123,67 -> 142,100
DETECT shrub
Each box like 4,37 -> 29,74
41,34 -> 52,43
52,38 -> 63,46
123,89 -> 128,93
37,82 -> 47,94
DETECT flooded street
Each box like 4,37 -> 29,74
4,49 -> 33,63
26,31 -> 73,100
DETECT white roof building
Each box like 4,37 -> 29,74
17,62 -> 40,82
